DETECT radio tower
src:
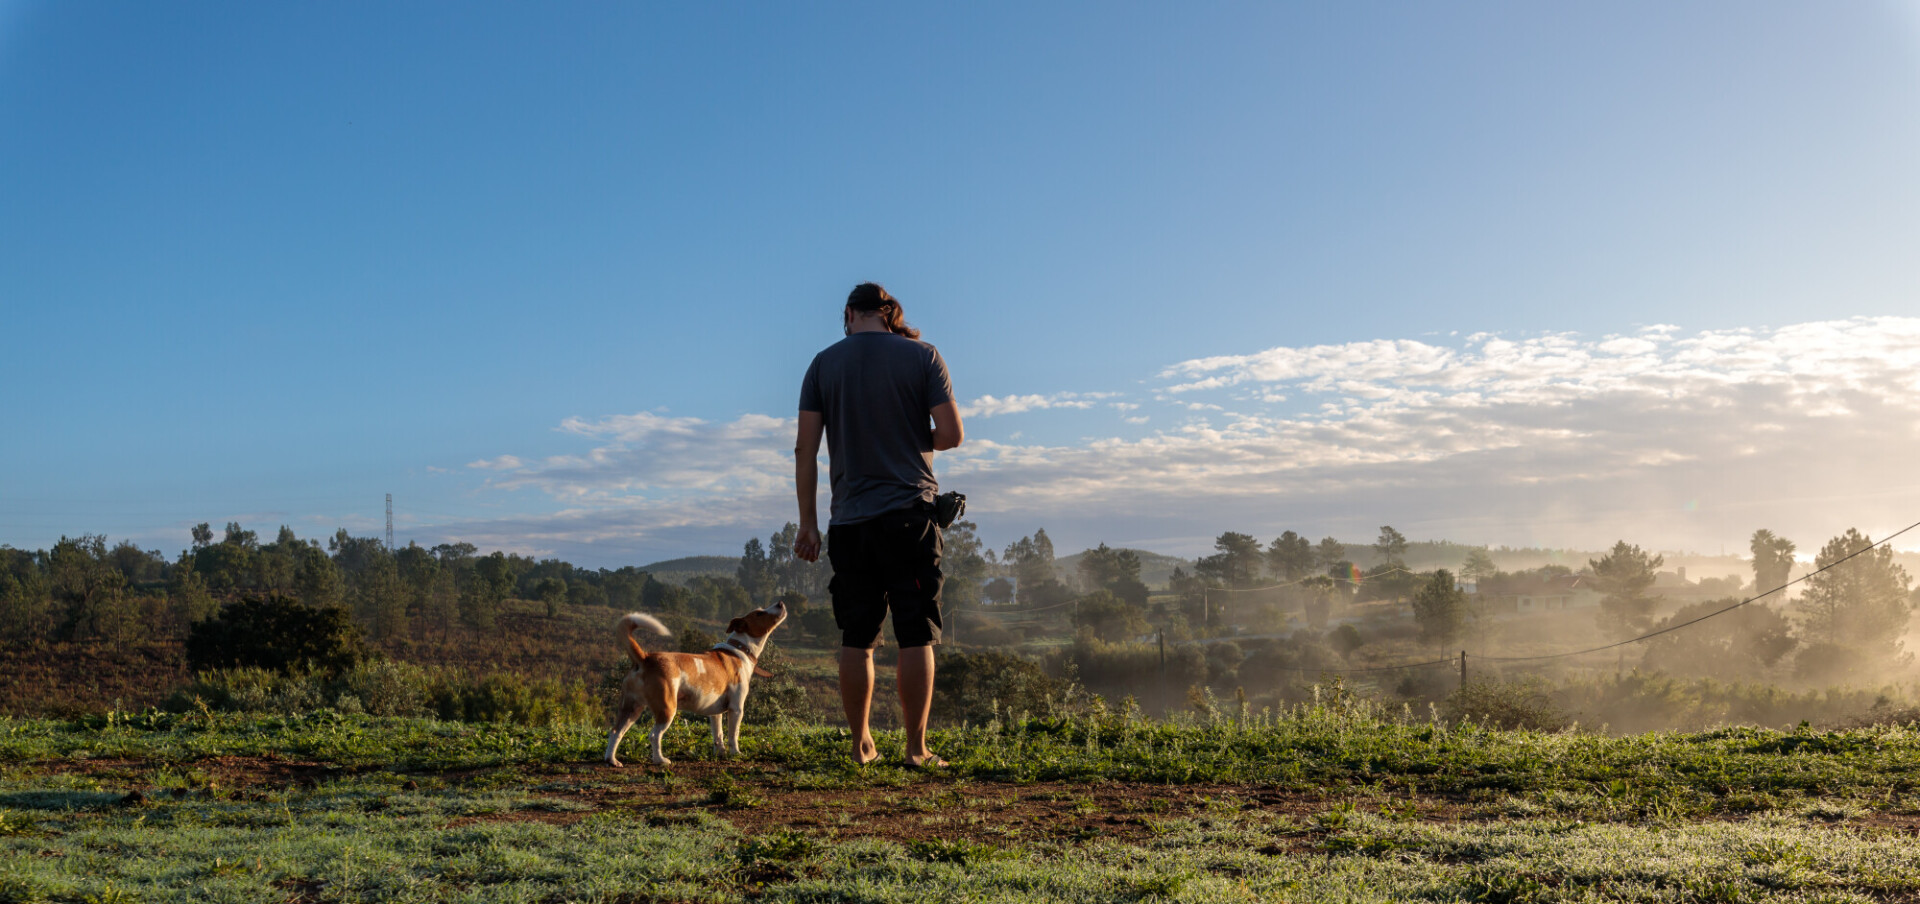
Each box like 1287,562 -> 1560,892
385,494 -> 394,550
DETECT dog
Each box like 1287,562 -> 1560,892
603,599 -> 788,767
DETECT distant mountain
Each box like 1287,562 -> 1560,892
639,555 -> 738,586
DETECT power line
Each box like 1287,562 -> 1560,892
1227,519 -> 1920,676
1473,518 -> 1920,663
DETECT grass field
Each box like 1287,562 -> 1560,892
5,697 -> 1920,903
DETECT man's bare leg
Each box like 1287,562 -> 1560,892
838,647 -> 880,764
898,645 -> 943,766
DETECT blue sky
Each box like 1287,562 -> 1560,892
4,2 -> 1918,567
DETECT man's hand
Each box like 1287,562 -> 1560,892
794,525 -> 822,563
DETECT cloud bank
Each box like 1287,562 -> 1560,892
431,318 -> 1920,564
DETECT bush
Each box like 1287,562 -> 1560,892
185,596 -> 367,675
331,659 -> 429,717
172,661 -> 600,725
739,644 -> 822,725
1444,680 -> 1571,731
169,667 -> 327,715
427,672 -> 600,725
935,649 -> 1080,725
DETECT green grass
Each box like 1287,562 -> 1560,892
4,701 -> 1920,901
7,699 -> 1920,812
1,782 -> 1916,902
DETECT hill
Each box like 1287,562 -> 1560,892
639,555 -> 739,586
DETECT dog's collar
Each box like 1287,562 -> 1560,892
711,636 -> 759,665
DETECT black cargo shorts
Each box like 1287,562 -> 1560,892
826,506 -> 944,649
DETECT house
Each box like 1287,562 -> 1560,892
1478,573 -> 1602,615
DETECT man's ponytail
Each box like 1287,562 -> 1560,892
846,282 -> 921,340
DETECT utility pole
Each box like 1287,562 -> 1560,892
385,493 -> 394,551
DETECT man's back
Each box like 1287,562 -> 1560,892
798,331 -> 954,526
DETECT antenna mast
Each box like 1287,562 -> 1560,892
386,493 -> 394,550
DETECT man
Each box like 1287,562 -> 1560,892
793,282 -> 964,767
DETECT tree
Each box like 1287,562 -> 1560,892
431,542 -> 477,568
190,522 -> 214,550
49,535 -> 130,641
421,569 -> 459,640
535,576 -> 569,618
736,537 -> 771,602
1314,537 -> 1347,572
395,543 -> 440,618
1071,590 -> 1150,643
1799,528 -> 1911,661
1076,542 -> 1149,605
186,596 -> 367,675
254,529 -> 300,594
1639,598 -> 1796,680
328,529 -> 388,582
1300,574 -> 1336,629
1329,623 -> 1365,659
0,550 -> 54,643
688,575 -> 750,622
107,540 -> 166,585
193,527 -> 256,593
1411,569 -> 1468,649
352,557 -> 409,640
1373,526 -> 1409,569
1460,548 -> 1498,586
292,544 -> 341,609
169,560 -> 218,627
223,522 -> 259,550
1197,532 -> 1263,588
1002,529 -> 1059,594
983,577 -> 1014,605
1749,529 -> 1796,594
1266,531 -> 1315,582
942,520 -> 993,612
468,550 -> 518,621
1590,541 -> 1663,641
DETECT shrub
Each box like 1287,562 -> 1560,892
185,596 -> 367,675
168,667 -> 328,715
427,672 -> 599,725
1444,680 -> 1571,731
739,644 -> 822,725
935,648 -> 1080,725
330,659 -> 429,717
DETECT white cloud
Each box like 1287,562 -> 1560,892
433,317 -> 1920,563
960,392 -> 1112,418
466,455 -> 523,470
475,413 -> 795,502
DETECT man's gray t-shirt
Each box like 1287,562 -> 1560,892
798,332 -> 955,526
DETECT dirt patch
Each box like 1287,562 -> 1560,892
24,755 -> 1920,847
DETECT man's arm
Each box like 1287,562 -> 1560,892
930,401 -> 964,451
793,410 -> 825,562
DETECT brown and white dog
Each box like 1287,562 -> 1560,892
603,600 -> 788,767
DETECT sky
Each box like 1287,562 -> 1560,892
3,2 -> 1919,569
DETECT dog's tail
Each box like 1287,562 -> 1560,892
617,612 -> 672,666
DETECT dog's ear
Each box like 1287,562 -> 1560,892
753,666 -> 773,678
726,617 -> 748,635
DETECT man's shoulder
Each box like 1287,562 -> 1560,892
815,333 -> 941,361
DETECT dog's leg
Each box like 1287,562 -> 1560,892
708,714 -> 727,758
648,715 -> 674,766
648,681 -> 678,766
604,702 -> 643,768
726,701 -> 745,756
